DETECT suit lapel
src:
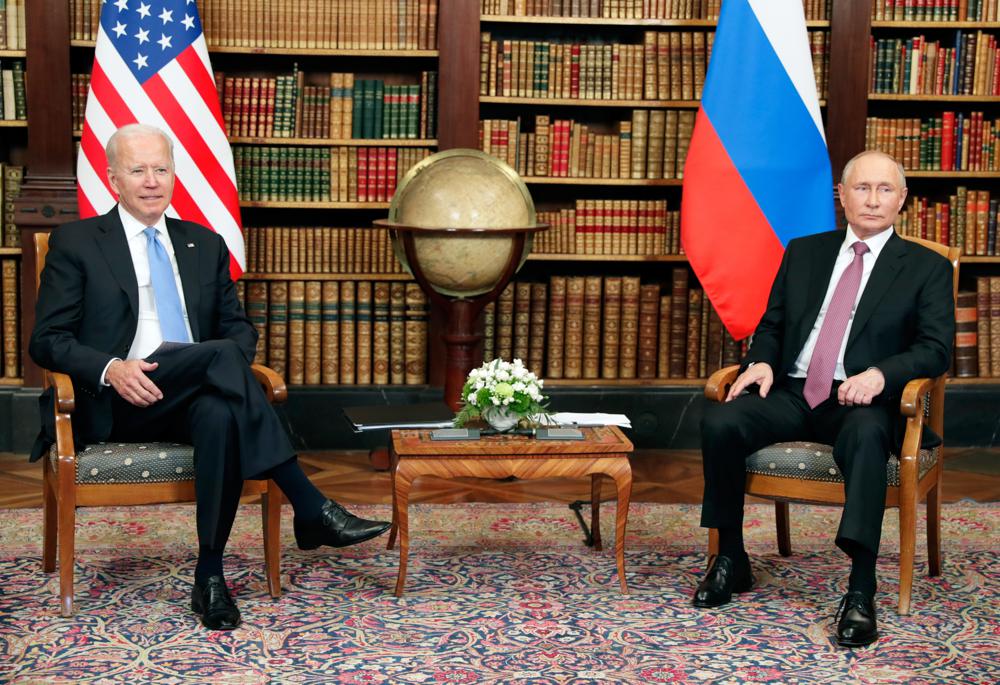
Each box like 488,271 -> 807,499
97,207 -> 139,318
794,231 -> 842,352
846,231 -> 904,349
167,219 -> 201,341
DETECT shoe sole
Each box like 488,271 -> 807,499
836,632 -> 878,648
296,522 -> 392,551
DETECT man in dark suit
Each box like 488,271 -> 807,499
692,151 -> 954,647
30,124 -> 390,630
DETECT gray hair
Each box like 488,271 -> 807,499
840,150 -> 906,189
106,124 -> 175,168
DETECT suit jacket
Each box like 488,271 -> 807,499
28,207 -> 257,461
742,229 -> 955,407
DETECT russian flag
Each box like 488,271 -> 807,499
681,0 -> 835,341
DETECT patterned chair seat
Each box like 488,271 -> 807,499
747,441 -> 938,487
49,442 -> 195,485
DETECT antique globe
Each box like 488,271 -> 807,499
374,148 -> 546,409
386,148 -> 537,297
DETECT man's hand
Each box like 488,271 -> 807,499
726,362 -> 774,402
838,367 -> 885,406
106,359 -> 162,407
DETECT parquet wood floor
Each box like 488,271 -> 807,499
1,447 -> 996,508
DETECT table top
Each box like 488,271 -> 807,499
390,425 -> 634,457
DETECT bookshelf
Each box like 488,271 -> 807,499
866,2 -> 1000,379
3,0 -> 998,451
475,1 -> 830,384
0,13 -> 27,387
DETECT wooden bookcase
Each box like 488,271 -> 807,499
10,0 -> 1000,398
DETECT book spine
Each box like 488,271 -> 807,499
582,275 -> 603,379
355,281 -> 373,384
404,283 -> 428,384
614,276 -> 638,379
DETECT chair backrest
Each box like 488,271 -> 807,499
900,235 -> 961,301
34,231 -> 49,295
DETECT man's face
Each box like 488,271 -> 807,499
837,154 -> 907,240
107,133 -> 175,226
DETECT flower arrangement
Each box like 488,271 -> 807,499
454,358 -> 550,431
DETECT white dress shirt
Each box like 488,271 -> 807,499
789,225 -> 895,380
100,206 -> 194,384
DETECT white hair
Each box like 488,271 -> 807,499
106,124 -> 175,168
841,150 -> 906,189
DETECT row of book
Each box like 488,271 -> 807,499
481,111 -> 695,180
0,59 -> 25,121
69,0 -> 440,51
232,145 -> 433,203
870,31 -> 1000,96
477,31 -> 816,103
482,271 -> 744,381
480,31 -> 717,101
219,71 -> 438,141
871,0 -> 999,21
955,277 -> 1000,378
243,226 -> 407,275
238,280 -> 428,386
481,0 -> 832,21
535,200 -> 681,256
897,188 -> 998,256
865,113 -> 1000,172
0,0 -> 25,50
0,163 -> 22,248
0,259 -> 19,380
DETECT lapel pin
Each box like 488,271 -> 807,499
187,243 -> 195,248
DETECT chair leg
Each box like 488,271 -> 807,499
707,528 -> 719,569
927,477 -> 942,578
775,501 -> 792,557
42,459 -> 57,574
261,480 -> 282,598
57,491 -> 76,617
898,495 -> 917,616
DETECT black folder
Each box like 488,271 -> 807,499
342,401 -> 455,432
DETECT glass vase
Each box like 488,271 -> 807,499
482,406 -> 520,432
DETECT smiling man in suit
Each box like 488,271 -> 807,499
692,150 -> 954,647
29,124 -> 390,630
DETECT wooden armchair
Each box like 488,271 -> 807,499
35,232 -> 287,617
704,236 -> 959,615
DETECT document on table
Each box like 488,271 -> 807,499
549,412 -> 632,428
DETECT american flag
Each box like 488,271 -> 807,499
77,0 -> 245,278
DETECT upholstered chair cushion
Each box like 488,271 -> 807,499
747,441 -> 939,487
49,443 -> 195,484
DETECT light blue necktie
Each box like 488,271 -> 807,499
144,227 -> 190,343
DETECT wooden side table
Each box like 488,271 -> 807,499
387,425 -> 634,596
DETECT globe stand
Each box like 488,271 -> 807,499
374,220 -> 547,410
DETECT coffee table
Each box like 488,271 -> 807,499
387,425 -> 634,596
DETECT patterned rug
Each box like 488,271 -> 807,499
0,501 -> 997,684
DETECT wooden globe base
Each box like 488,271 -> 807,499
378,222 -> 546,410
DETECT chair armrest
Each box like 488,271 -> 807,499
705,365 -> 740,403
251,364 -> 288,404
48,371 -> 76,415
899,377 -> 934,418
898,376 -> 941,471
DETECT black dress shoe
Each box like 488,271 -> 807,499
294,499 -> 391,550
191,575 -> 241,631
835,591 -> 879,647
692,555 -> 755,608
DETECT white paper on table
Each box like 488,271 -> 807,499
548,412 -> 632,428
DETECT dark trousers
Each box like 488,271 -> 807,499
109,340 -> 295,549
700,377 -> 893,555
